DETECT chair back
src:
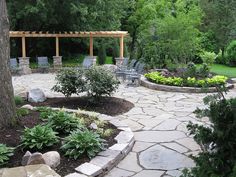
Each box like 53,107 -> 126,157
136,63 -> 145,74
128,59 -> 137,69
10,58 -> 18,69
37,57 -> 49,67
122,58 -> 129,66
82,58 -> 93,69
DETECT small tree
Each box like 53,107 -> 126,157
0,0 -> 17,128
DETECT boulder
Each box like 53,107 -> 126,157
21,104 -> 34,110
21,151 -> 32,166
28,88 -> 46,103
27,152 -> 45,165
42,151 -> 60,168
89,123 -> 98,130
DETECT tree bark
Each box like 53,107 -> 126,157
0,0 -> 17,128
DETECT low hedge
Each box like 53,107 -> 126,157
144,72 -> 227,87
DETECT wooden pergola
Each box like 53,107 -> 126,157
9,31 -> 129,58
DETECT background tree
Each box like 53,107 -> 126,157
7,0 -> 129,58
199,0 -> 236,57
0,0 -> 16,128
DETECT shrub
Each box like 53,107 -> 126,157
0,144 -> 14,166
52,67 -> 120,101
61,129 -> 106,159
98,43 -> 107,65
21,125 -> 59,150
181,92 -> 236,177
46,110 -> 85,134
96,128 -> 114,138
14,96 -> 23,106
85,66 -> 120,100
226,40 -> 236,66
16,108 -> 29,117
145,72 -> 227,87
52,68 -> 86,97
200,51 -> 217,66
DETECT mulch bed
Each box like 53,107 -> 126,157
0,110 -> 120,176
30,96 -> 134,116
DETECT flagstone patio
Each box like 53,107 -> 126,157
12,74 -> 236,177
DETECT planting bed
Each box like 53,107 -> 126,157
0,110 -> 120,176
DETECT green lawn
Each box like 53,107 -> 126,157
30,56 -> 113,69
210,64 -> 236,78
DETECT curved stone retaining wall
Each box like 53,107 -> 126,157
141,76 -> 234,93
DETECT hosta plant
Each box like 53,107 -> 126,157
61,129 -> 106,159
21,125 -> 59,150
0,144 -> 14,166
47,110 -> 85,134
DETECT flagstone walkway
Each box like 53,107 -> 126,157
12,74 -> 236,177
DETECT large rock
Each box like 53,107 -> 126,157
28,88 -> 46,103
42,151 -> 60,168
22,151 -> 32,166
27,152 -> 45,165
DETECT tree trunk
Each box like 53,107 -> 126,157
0,0 -> 17,128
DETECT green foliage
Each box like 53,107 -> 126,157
46,110 -> 85,134
181,92 -> 236,177
21,125 -> 59,150
52,68 -> 86,97
7,0 -> 129,57
61,129 -> 106,159
199,0 -> 236,55
52,67 -> 119,101
215,50 -> 227,65
128,0 -> 202,68
145,72 -> 227,87
14,96 -> 23,106
98,43 -> 107,65
184,63 -> 210,79
85,66 -> 120,100
226,40 -> 236,66
0,144 -> 14,166
200,51 -> 217,66
16,108 -> 29,117
97,128 -> 114,138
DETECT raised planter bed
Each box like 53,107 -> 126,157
141,76 -> 234,93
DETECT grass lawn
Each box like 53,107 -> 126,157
30,56 -> 114,69
210,64 -> 236,78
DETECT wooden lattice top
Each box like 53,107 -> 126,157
9,31 -> 129,38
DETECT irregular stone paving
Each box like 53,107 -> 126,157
12,74 -> 236,177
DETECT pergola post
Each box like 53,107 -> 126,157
53,36 -> 62,69
119,35 -> 124,59
56,36 -> 59,57
19,36 -> 31,74
89,33 -> 93,56
22,36 -> 26,57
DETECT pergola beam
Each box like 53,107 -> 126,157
9,31 -> 129,38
